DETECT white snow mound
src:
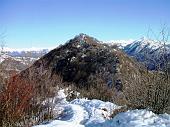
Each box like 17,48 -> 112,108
33,90 -> 170,127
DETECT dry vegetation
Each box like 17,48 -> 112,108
0,68 -> 63,126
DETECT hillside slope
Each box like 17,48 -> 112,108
11,34 -> 150,106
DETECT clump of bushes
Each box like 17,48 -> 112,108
0,76 -> 34,126
0,75 -> 57,127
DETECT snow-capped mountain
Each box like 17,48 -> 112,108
3,47 -> 52,58
123,37 -> 168,55
0,47 -> 51,70
0,48 -> 51,82
109,37 -> 170,70
123,38 -> 170,70
105,39 -> 134,48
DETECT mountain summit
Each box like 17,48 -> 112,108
11,34 -> 149,105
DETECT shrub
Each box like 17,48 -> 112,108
0,75 -> 60,126
0,76 -> 34,126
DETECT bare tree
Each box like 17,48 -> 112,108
0,31 -> 6,57
146,25 -> 170,114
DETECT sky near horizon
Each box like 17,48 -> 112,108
0,0 -> 170,48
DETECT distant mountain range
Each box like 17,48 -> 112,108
0,47 -> 52,70
1,37 -> 170,71
0,36 -> 168,81
0,48 -> 51,83
3,47 -> 51,58
109,37 -> 170,70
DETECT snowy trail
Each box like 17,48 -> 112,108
34,103 -> 88,127
33,90 -> 170,127
34,98 -> 118,127
34,90 -> 121,127
59,104 -> 88,124
34,101 -> 170,127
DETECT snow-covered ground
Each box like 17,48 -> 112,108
4,47 -> 55,52
105,39 -> 134,48
92,109 -> 170,127
0,53 -> 9,62
34,90 -> 170,127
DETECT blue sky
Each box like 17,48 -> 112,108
0,0 -> 170,48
